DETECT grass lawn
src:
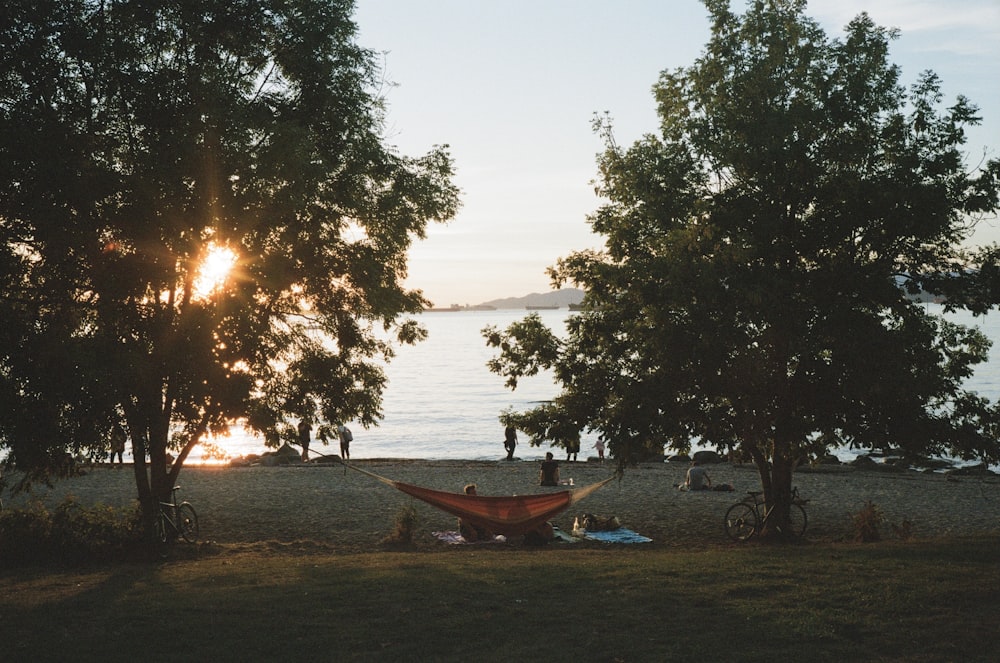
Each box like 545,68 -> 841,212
2,537 -> 998,662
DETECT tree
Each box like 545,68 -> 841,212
484,0 -> 1000,536
0,0 -> 459,526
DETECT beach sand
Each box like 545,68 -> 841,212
4,458 -> 998,551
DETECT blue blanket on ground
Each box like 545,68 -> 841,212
433,528 -> 651,544
579,528 -> 652,544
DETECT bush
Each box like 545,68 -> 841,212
891,518 -> 915,541
382,504 -> 419,546
849,500 -> 884,543
0,497 -> 142,566
0,501 -> 54,565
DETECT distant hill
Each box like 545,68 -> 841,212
479,288 -> 584,309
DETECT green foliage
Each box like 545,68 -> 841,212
849,500 -> 884,543
0,497 -> 142,566
0,501 -> 52,565
485,0 -> 1000,505
0,1 -> 458,507
381,503 -> 419,546
891,518 -> 915,541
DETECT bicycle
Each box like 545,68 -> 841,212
156,485 -> 199,543
724,487 -> 808,541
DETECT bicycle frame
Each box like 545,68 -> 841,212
724,489 -> 807,541
156,486 -> 199,544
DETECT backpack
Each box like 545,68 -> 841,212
343,427 -> 353,442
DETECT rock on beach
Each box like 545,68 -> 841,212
3,459 -> 998,550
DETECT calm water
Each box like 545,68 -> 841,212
186,304 -> 1000,463
202,309 -> 574,462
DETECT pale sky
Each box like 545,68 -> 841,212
353,0 -> 1000,307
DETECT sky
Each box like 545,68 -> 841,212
352,0 -> 1000,307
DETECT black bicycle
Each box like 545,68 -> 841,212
156,485 -> 199,543
724,487 -> 808,541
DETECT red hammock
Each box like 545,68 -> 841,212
345,463 -> 615,536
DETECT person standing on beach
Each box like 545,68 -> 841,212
504,424 -> 517,461
539,452 -> 560,486
109,425 -> 126,466
337,424 -> 352,460
298,419 -> 311,462
566,432 -> 580,462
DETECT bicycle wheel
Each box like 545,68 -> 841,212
724,502 -> 758,541
177,503 -> 199,543
787,503 -> 807,538
155,512 -> 170,543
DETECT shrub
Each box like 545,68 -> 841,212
382,504 -> 419,545
0,500 -> 54,565
849,500 -> 884,543
891,518 -> 915,541
0,497 -> 142,566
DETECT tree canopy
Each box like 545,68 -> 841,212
484,0 -> 1000,528
0,0 -> 459,511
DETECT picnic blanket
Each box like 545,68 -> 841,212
432,531 -> 508,545
433,527 -> 651,544
577,528 -> 653,544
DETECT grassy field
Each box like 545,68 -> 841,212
2,537 -> 998,662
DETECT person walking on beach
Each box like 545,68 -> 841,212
593,437 -> 606,462
298,419 -> 311,462
539,452 -> 560,486
337,424 -> 352,460
504,424 -> 517,461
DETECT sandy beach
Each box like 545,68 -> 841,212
3,458 -> 998,550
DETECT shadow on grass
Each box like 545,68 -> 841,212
2,537 -> 998,662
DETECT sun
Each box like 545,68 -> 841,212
193,243 -> 238,299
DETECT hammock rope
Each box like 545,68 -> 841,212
339,459 -> 617,536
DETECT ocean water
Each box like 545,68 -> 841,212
190,304 -> 1000,464
203,309 -> 574,463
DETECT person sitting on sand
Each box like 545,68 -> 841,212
458,484 -> 493,542
685,459 -> 712,491
523,520 -> 554,546
539,452 -> 560,486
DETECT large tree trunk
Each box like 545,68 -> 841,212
766,451 -> 795,537
126,400 -> 177,539
747,434 -> 797,540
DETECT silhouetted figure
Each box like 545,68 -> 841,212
566,433 -> 580,462
337,424 -> 352,460
504,425 -> 517,460
298,419 -> 311,462
109,425 -> 126,465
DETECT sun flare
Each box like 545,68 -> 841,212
193,243 -> 238,298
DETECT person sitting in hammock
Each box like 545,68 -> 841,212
458,484 -> 494,542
